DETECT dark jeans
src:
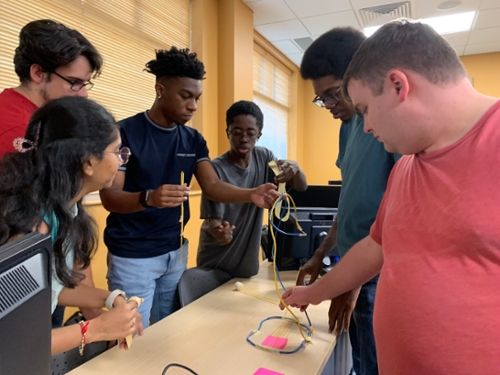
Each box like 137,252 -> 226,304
349,279 -> 378,375
51,305 -> 66,328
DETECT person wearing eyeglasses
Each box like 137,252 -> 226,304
99,48 -> 280,329
196,101 -> 307,278
295,27 -> 400,375
0,96 -> 144,355
0,19 -> 102,156
0,19 -> 104,329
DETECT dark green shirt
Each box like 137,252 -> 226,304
336,114 -> 400,256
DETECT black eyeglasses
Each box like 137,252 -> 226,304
107,147 -> 131,165
51,71 -> 94,92
227,130 -> 259,140
312,87 -> 342,108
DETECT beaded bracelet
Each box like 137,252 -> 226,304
78,321 -> 90,356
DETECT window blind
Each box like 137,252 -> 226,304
0,0 -> 191,121
253,47 -> 291,160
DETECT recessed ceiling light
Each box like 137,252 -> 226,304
437,1 -> 462,11
363,11 -> 475,37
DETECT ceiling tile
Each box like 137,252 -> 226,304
469,26 -> 500,44
246,0 -> 297,26
255,20 -> 311,41
464,40 -> 500,55
479,0 -> 500,10
273,40 -> 302,54
453,45 -> 465,56
442,31 -> 470,46
415,1 -> 480,19
286,52 -> 304,67
474,8 -> 500,29
284,0 -> 352,18
301,10 -> 360,36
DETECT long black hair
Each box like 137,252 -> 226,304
0,96 -> 118,287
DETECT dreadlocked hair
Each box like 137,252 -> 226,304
144,46 -> 206,80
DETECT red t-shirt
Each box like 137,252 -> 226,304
0,88 -> 38,156
371,100 -> 500,374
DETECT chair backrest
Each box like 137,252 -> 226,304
178,267 -> 232,307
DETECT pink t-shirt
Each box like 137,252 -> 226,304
0,88 -> 38,156
371,100 -> 500,374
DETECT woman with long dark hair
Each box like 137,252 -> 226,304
0,96 -> 143,355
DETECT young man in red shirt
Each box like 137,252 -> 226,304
0,19 -> 104,327
0,19 -> 102,155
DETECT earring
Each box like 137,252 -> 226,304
157,95 -> 162,99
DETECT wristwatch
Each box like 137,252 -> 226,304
139,189 -> 152,208
105,289 -> 127,310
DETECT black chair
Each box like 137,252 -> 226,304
51,312 -> 108,375
178,267 -> 232,307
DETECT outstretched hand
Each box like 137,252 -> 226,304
279,286 -> 312,312
250,183 -> 280,208
296,254 -> 323,286
275,160 -> 300,184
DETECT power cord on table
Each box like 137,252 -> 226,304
162,363 -> 199,375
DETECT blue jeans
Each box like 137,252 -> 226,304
106,240 -> 188,328
349,279 -> 378,375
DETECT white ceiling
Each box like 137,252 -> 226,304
243,0 -> 500,66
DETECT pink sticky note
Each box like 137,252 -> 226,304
261,335 -> 288,349
253,368 -> 285,375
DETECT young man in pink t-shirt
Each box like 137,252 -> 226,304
281,20 -> 500,374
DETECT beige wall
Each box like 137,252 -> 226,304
461,52 -> 500,97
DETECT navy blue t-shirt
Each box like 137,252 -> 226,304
336,114 -> 400,257
104,112 -> 210,258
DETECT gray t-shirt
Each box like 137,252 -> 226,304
197,146 -> 276,278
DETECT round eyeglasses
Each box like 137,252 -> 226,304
107,147 -> 131,165
227,130 -> 259,140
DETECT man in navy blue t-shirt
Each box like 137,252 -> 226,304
295,28 -> 400,375
100,47 -> 279,328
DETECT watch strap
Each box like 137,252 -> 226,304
105,289 -> 126,310
139,189 -> 152,208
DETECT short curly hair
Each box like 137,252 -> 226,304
14,19 -> 103,83
226,101 -> 264,131
300,27 -> 366,81
144,47 -> 206,80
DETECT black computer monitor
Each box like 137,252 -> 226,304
271,207 -> 337,270
267,185 -> 341,270
0,233 -> 52,375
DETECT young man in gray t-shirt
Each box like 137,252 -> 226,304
197,100 -> 307,278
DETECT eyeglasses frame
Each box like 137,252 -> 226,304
312,86 -> 342,108
51,71 -> 94,92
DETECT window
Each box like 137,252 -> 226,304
0,0 -> 191,121
253,47 -> 291,160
